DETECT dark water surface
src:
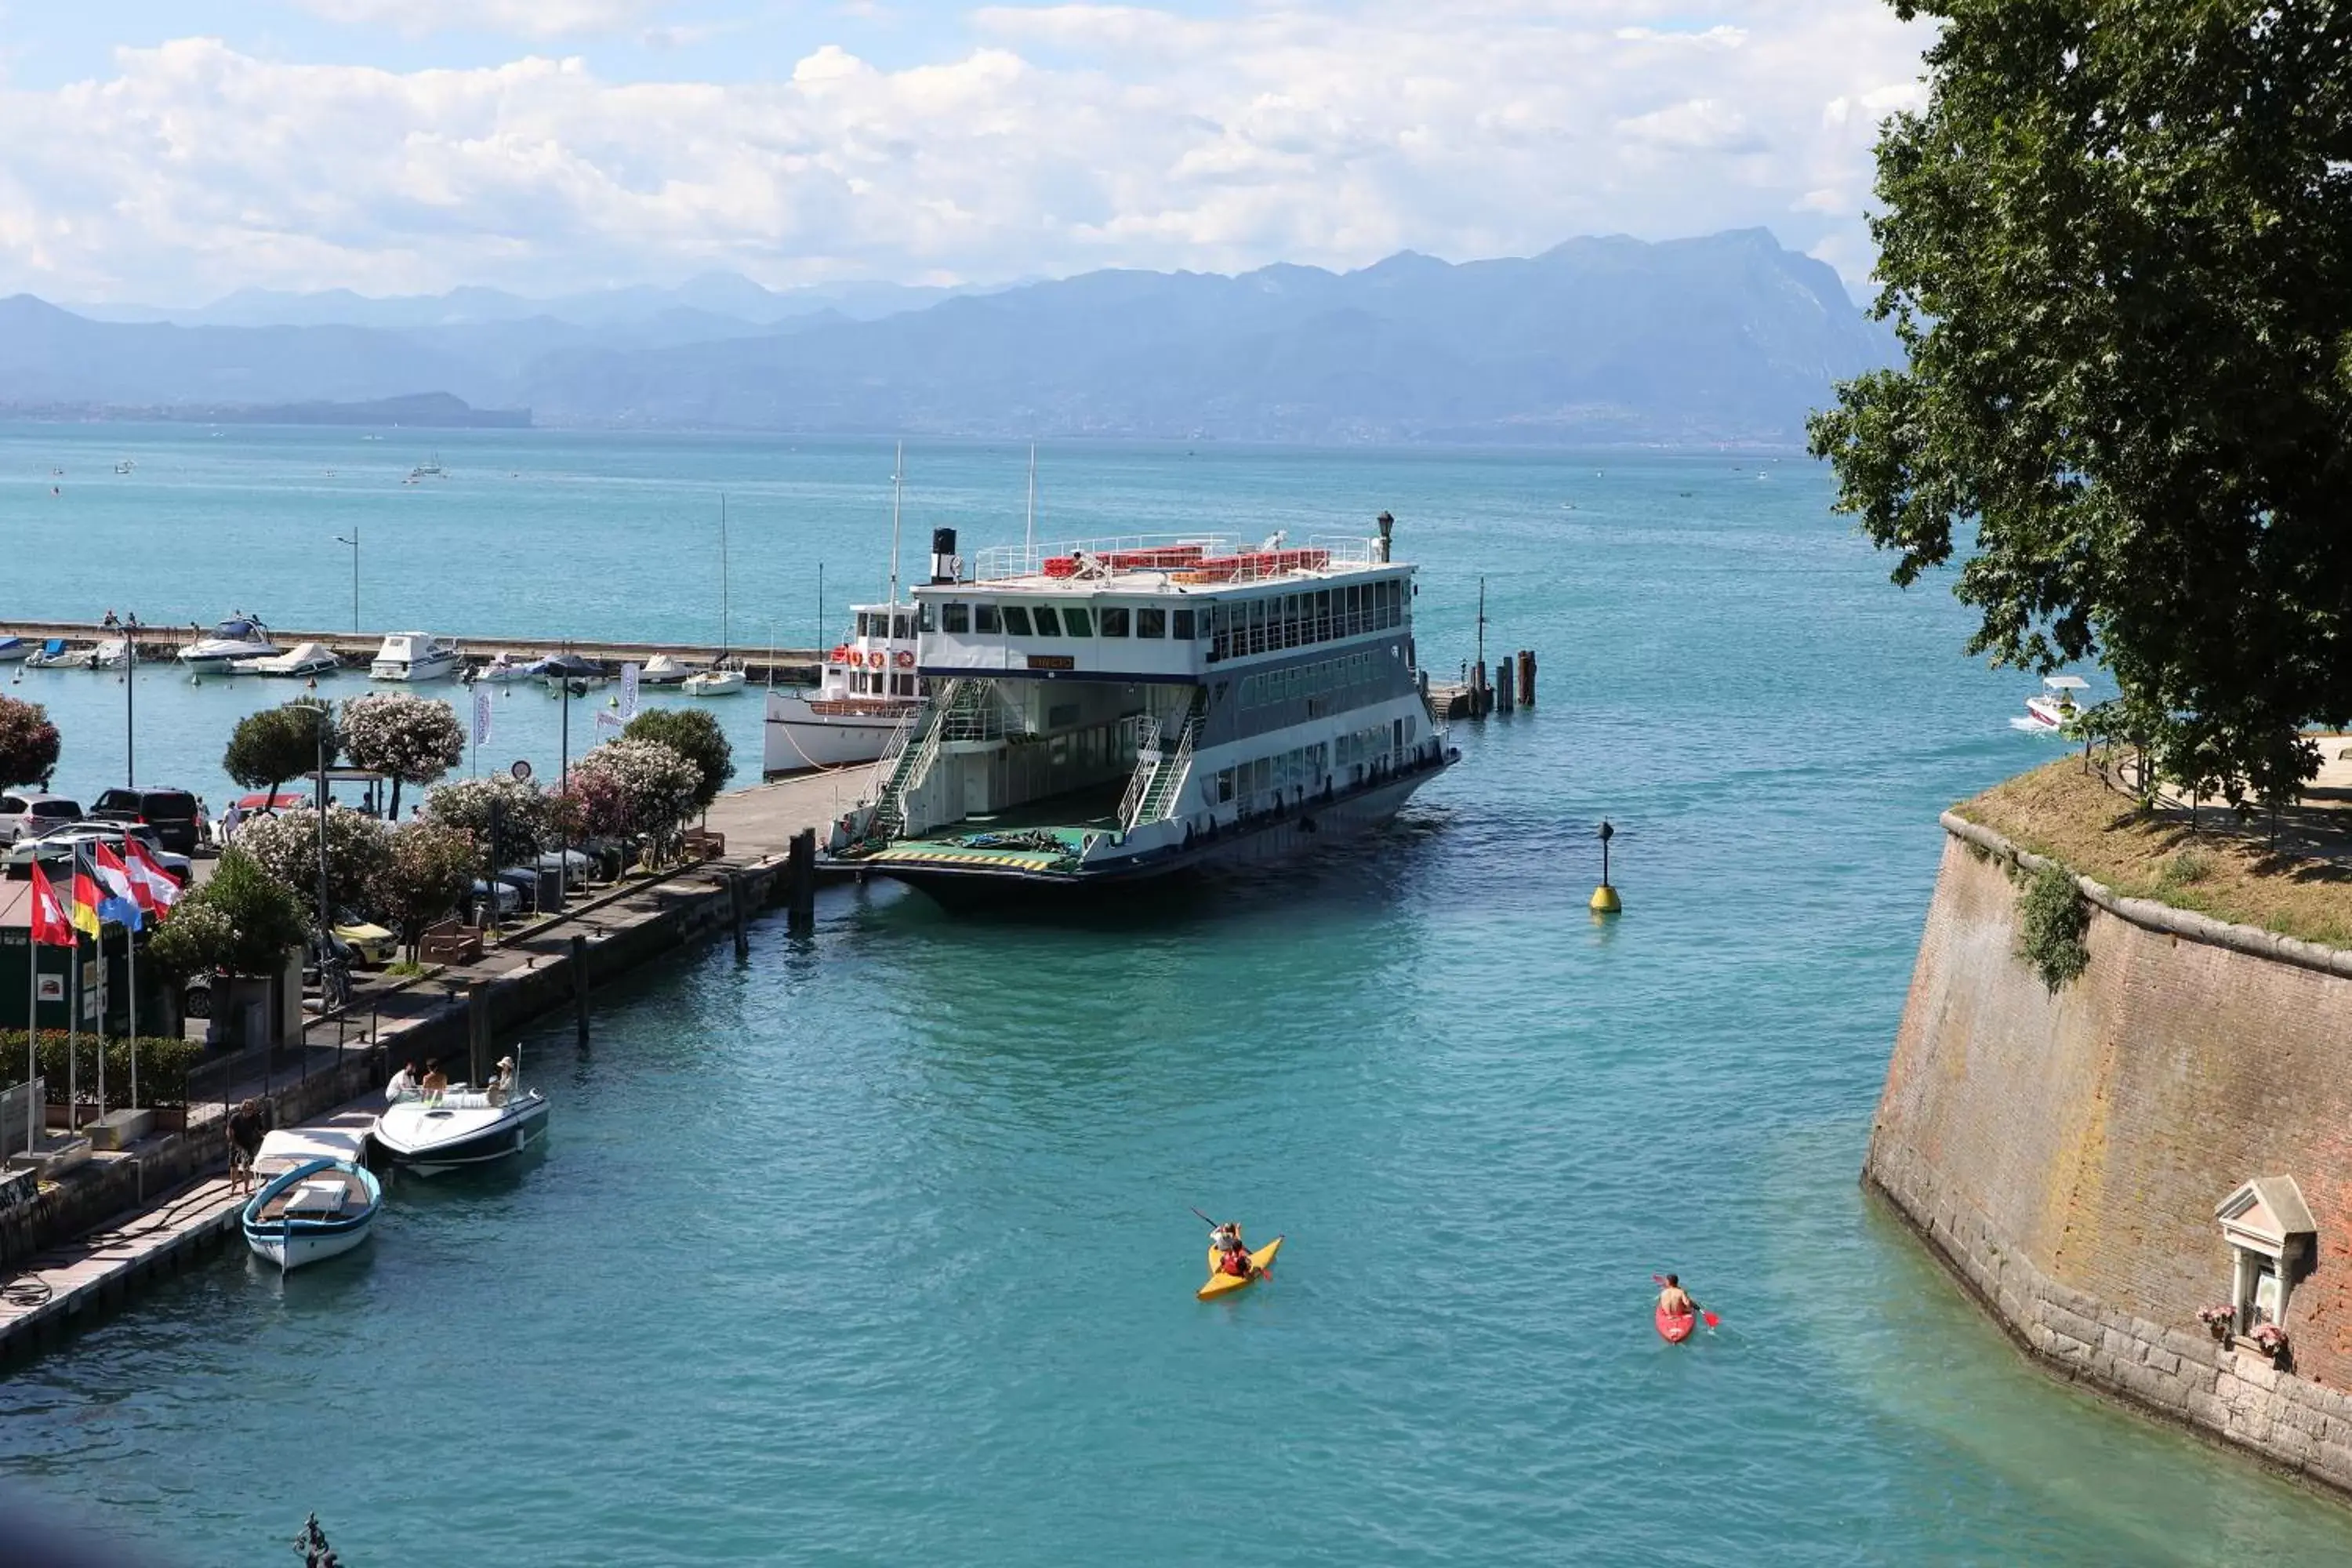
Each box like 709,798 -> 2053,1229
2,431 -> 2345,1563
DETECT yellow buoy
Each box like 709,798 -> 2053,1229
1589,884 -> 1622,914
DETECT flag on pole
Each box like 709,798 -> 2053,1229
122,838 -> 183,919
594,708 -> 623,732
68,853 -> 102,939
27,860 -> 76,947
620,661 -> 641,720
89,844 -> 144,930
474,685 -> 494,747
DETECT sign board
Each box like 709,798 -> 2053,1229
35,975 -> 62,1003
510,759 -> 534,782
1025,654 -> 1075,671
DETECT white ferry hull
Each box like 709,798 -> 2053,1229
764,692 -> 910,774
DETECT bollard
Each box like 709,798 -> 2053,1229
570,934 -> 590,1047
1494,662 -> 1514,713
728,873 -> 750,960
1519,648 -> 1537,708
789,828 -> 818,927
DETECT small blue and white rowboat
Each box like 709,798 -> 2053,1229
241,1150 -> 382,1272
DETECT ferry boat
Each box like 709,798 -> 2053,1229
827,514 -> 1456,902
763,602 -> 922,772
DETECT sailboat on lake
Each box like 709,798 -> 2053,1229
684,494 -> 748,697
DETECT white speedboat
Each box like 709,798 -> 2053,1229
0,637 -> 28,663
44,637 -> 129,670
242,1123 -> 382,1271
469,652 -> 532,684
684,663 -> 748,697
236,641 -> 342,678
369,632 -> 463,682
373,1078 -> 550,1176
179,615 -> 280,671
2025,675 -> 2090,731
637,653 -> 695,685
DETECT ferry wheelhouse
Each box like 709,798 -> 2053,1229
763,601 -> 923,772
829,517 -> 1456,899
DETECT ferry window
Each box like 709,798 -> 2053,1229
1050,703 -> 1079,729
1284,595 -> 1302,648
1062,607 -> 1092,637
1173,608 -> 1196,641
1315,590 -> 1332,642
894,614 -> 913,639
1217,768 -> 1235,804
1138,606 -> 1167,638
895,673 -> 916,696
918,603 -> 937,633
1101,607 -> 1130,637
1247,600 -> 1266,655
943,603 -> 970,634
976,603 -> 1002,633
1032,606 -> 1062,636
1207,603 -> 1226,659
1001,604 -> 1033,636
1344,585 -> 1361,633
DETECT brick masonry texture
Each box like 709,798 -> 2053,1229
1866,822 -> 2352,1495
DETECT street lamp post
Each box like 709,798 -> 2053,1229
122,613 -> 140,788
335,528 -> 360,633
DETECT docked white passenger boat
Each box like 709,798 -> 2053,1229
764,601 -> 923,773
827,516 -> 1455,902
369,632 -> 463,681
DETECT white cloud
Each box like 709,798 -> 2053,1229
289,0 -> 670,39
0,3 -> 1934,302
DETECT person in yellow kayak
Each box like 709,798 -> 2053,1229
1657,1274 -> 1698,1318
1211,1221 -> 1255,1279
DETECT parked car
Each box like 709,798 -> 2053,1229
0,792 -> 82,844
3,822 -> 193,881
468,877 -> 523,926
332,913 -> 397,967
89,786 -> 205,855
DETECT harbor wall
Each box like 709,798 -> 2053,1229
1866,815 -> 2352,1495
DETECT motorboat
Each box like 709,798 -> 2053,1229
21,639 -> 71,668
372,1068 -> 550,1176
0,637 -> 27,663
2026,675 -> 2091,731
40,638 -> 129,671
179,615 -> 281,671
468,652 -> 533,684
637,653 -> 695,685
684,662 -> 748,697
369,632 -> 463,682
242,1123 -> 382,1271
236,641 -> 342,678
530,652 -> 608,690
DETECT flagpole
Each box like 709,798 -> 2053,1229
126,902 -> 138,1112
24,932 -> 36,1156
67,924 -> 78,1135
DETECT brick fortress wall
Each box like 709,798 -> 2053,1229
1867,816 -> 2352,1491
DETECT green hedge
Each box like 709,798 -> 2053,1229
0,1030 -> 209,1109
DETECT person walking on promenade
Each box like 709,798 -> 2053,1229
227,1099 -> 265,1194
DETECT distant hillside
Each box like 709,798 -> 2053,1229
7,232 -> 1897,444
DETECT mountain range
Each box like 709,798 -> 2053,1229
2,230 -> 1895,445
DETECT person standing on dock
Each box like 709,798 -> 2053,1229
227,1100 -> 264,1195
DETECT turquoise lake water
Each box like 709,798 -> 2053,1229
4,426 -> 2350,1564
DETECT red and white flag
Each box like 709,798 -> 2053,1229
120,837 -> 183,920
26,859 -> 77,947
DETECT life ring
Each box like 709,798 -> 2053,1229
830,645 -> 849,662
866,652 -> 885,669
894,651 -> 915,670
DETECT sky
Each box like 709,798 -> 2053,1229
0,2 -> 1933,305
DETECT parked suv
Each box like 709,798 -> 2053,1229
90,787 -> 204,855
0,792 -> 82,844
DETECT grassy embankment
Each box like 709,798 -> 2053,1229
1953,756 -> 2352,949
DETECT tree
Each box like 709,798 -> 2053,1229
372,819 -> 479,960
1807,1 -> 2352,807
561,738 -> 700,846
147,848 -> 310,978
234,807 -> 393,919
423,774 -> 559,862
0,696 -> 60,791
223,699 -> 339,805
341,692 -> 466,820
623,707 -> 735,812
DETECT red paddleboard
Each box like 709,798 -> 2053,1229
1656,1305 -> 1697,1343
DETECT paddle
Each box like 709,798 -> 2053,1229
1650,1273 -> 1720,1330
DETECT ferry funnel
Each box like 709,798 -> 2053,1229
931,528 -> 960,584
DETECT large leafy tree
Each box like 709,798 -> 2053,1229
235,806 -> 393,919
223,699 -> 339,804
623,707 -> 735,812
423,774 -> 560,862
371,818 -> 480,960
147,848 -> 311,978
1809,1 -> 2352,804
0,695 -> 60,791
561,738 -> 700,844
342,692 -> 466,820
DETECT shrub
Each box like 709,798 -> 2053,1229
342,692 -> 466,819
2017,862 -> 2091,991
0,695 -> 61,790
0,1031 -> 209,1109
372,818 -> 480,958
2157,848 -> 2215,890
423,774 -> 559,862
223,699 -> 338,800
623,707 -> 735,811
560,738 -> 699,845
147,848 -> 311,978
235,806 -> 393,918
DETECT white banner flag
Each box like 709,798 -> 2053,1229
595,708 -> 623,732
620,661 -> 641,720
474,686 -> 494,747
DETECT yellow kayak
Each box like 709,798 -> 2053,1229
1197,1236 -> 1283,1300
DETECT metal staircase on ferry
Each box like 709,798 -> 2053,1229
1120,689 -> 1207,832
869,678 -> 1023,839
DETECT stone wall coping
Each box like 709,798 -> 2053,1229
1940,811 -> 2352,983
